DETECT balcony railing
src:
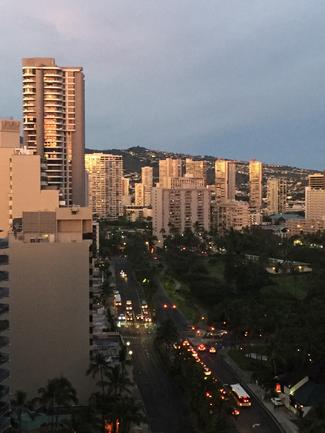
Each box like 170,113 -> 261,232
0,337 -> 8,349
0,385 -> 9,399
0,242 -> 7,251
0,257 -> 8,266
0,401 -> 9,418
0,274 -> 8,283
0,289 -> 7,301
0,321 -> 8,332
0,355 -> 8,366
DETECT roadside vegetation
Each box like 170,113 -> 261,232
158,228 -> 325,391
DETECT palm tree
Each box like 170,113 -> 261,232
87,352 -> 109,396
300,403 -> 325,432
37,377 -> 78,432
155,318 -> 179,347
105,365 -> 132,398
10,391 -> 37,432
111,396 -> 145,433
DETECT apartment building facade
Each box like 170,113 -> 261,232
85,153 -> 123,220
22,57 -> 85,206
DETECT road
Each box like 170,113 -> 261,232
147,264 -> 284,433
201,353 -> 283,433
112,256 -> 193,433
112,256 -> 284,433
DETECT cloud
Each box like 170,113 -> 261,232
1,0 -> 325,168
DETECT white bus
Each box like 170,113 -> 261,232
230,383 -> 251,407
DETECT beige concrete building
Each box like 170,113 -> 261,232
124,205 -> 152,222
135,183 -> 145,206
217,200 -> 250,234
152,185 -> 210,240
266,178 -> 287,215
121,177 -> 131,206
164,177 -> 205,189
305,187 -> 325,221
141,166 -> 153,188
185,159 -> 208,184
22,57 -> 85,206
0,119 -> 20,148
0,121 -> 59,238
249,160 -> 263,210
0,237 -> 9,431
8,208 -> 93,402
159,158 -> 182,187
215,160 -> 236,202
308,173 -> 325,189
85,153 -> 123,220
286,218 -> 325,236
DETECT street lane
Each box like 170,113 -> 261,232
201,353 -> 284,433
112,256 -> 193,433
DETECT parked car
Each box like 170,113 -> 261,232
271,397 -> 284,407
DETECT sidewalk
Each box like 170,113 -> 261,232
220,349 -> 299,433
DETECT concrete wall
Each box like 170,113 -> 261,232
9,241 -> 92,402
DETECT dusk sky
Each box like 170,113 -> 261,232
1,0 -> 325,168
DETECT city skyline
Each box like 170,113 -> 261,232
1,0 -> 325,169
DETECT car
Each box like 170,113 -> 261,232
118,313 -> 126,321
203,367 -> 211,376
126,300 -> 132,311
219,387 -> 229,400
209,346 -> 217,354
120,270 -> 127,278
197,344 -> 206,352
162,303 -> 176,309
271,397 -> 284,407
231,408 -> 240,417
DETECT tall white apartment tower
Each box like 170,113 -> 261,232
215,160 -> 236,202
85,153 -> 123,220
22,57 -> 85,206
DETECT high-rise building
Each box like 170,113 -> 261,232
215,160 -> 236,202
22,57 -> 85,206
249,160 -> 263,210
152,184 -> 210,240
0,119 -> 20,148
305,187 -> 325,221
159,158 -> 182,187
134,183 -> 145,207
0,120 -> 59,238
121,177 -> 131,206
266,178 -> 287,215
141,166 -> 153,187
8,208 -> 93,402
0,237 -> 9,432
185,159 -> 208,184
217,200 -> 250,235
85,153 -> 123,220
308,173 -> 325,189
140,166 -> 153,207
